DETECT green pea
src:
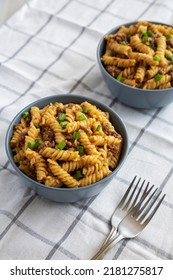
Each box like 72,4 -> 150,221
73,131 -> 80,139
57,141 -> 66,150
60,121 -> 68,128
154,74 -> 162,81
22,111 -> 29,118
35,139 -> 43,147
96,124 -> 101,131
82,107 -> 88,113
116,74 -> 123,82
154,55 -> 160,62
77,145 -> 84,155
75,170 -> 83,179
28,141 -> 36,150
78,115 -> 86,121
58,113 -> 66,121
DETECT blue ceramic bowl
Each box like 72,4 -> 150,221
97,21 -> 173,109
5,94 -> 128,203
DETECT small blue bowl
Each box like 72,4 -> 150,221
5,94 -> 128,203
97,21 -> 173,109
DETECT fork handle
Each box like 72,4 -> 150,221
91,233 -> 124,260
103,226 -> 117,245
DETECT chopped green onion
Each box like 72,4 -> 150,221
78,115 -> 86,121
22,111 -> 29,118
28,141 -> 36,150
149,43 -> 155,49
165,34 -> 171,40
127,34 -> 131,41
73,131 -> 80,139
116,74 -> 123,82
77,145 -> 84,155
35,125 -> 40,128
57,141 -> 66,150
60,121 -> 68,128
154,55 -> 161,62
35,139 -> 43,147
141,30 -> 146,35
82,107 -> 88,113
28,139 -> 43,149
75,170 -> 83,179
110,50 -> 116,56
166,55 -> 173,61
58,113 -> 66,121
142,35 -> 148,43
147,30 -> 153,37
96,124 -> 101,131
154,74 -> 162,81
121,41 -> 126,45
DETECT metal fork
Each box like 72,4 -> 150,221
91,186 -> 165,260
104,176 -> 153,244
91,176 -> 154,259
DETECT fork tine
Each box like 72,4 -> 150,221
129,180 -> 151,208
137,190 -> 163,223
123,178 -> 154,212
142,194 -> 166,226
143,183 -> 154,197
118,176 -> 138,207
123,178 -> 144,210
140,184 -> 155,203
130,186 -> 157,219
129,183 -> 155,214
136,188 -> 161,221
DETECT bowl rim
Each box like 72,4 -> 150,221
97,20 -> 173,93
5,93 -> 129,192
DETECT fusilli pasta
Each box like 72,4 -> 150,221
10,101 -> 123,188
101,21 -> 173,90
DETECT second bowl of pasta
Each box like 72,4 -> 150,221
97,21 -> 173,109
5,94 -> 128,203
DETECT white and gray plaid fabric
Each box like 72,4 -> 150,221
0,0 -> 173,260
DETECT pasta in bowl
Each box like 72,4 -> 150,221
97,21 -> 173,109
5,94 -> 128,202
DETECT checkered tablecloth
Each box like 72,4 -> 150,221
0,0 -> 173,260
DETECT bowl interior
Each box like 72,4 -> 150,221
6,94 -> 128,195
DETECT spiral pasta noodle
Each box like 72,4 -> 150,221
155,36 -> 168,67
135,64 -> 146,83
101,55 -> 136,67
40,147 -> 80,161
48,159 -> 79,188
25,149 -> 47,182
79,166 -> 111,187
10,119 -> 28,147
30,106 -> 41,126
130,34 -> 153,56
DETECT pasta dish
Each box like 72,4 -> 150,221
10,101 -> 123,188
101,21 -> 173,89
